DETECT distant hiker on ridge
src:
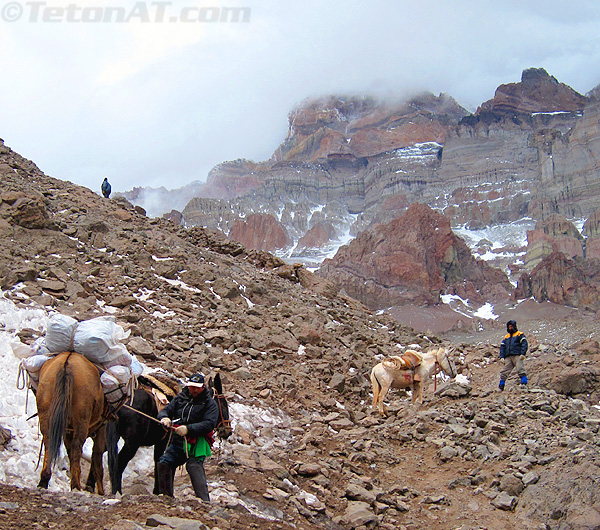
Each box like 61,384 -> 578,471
101,177 -> 111,198
498,319 -> 528,391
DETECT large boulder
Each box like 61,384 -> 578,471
518,457 -> 600,530
0,191 -> 50,229
229,213 -> 292,252
318,203 -> 512,309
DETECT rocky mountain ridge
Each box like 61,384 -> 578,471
125,68 -> 599,237
119,69 -> 600,324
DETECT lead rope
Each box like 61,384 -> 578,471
16,363 -> 34,415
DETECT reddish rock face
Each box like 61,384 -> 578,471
318,203 -> 511,309
274,93 -> 468,163
477,68 -> 587,115
229,213 -> 292,252
297,222 -> 337,250
202,160 -> 267,199
516,252 -> 600,310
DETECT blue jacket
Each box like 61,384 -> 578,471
500,331 -> 528,358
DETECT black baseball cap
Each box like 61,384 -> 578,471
186,373 -> 205,388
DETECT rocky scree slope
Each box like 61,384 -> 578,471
0,141 -> 600,529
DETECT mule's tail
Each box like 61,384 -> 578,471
106,420 -> 120,494
370,369 -> 381,409
48,353 -> 74,467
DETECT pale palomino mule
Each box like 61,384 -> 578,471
370,347 -> 456,416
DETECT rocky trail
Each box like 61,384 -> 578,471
1,143 -> 600,530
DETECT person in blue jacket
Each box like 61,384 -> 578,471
101,177 -> 111,198
499,320 -> 528,390
157,373 -> 218,500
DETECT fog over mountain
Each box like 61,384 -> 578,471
1,0 -> 599,194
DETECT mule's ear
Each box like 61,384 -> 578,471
214,373 -> 223,394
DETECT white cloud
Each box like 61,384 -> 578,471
0,0 -> 598,194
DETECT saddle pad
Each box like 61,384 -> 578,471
151,388 -> 169,412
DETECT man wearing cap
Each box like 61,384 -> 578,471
156,373 -> 218,500
498,320 -> 528,391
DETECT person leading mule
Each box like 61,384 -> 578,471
157,373 -> 218,501
498,320 -> 528,391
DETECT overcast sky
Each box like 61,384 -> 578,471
1,0 -> 599,194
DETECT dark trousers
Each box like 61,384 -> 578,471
157,440 -> 209,501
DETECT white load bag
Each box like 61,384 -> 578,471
12,314 -> 139,402
130,356 -> 143,376
21,354 -> 52,373
11,338 -> 35,360
100,365 -> 132,404
73,317 -> 131,365
45,314 -> 78,352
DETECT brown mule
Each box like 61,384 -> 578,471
36,352 -> 108,493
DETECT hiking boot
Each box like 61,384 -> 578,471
520,375 -> 528,385
498,381 -> 505,392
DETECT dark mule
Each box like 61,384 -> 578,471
36,352 -> 107,493
107,372 -> 231,495
107,386 -> 170,494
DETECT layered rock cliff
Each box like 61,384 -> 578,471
174,69 -> 598,246
515,211 -> 600,311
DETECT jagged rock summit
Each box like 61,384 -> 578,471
476,67 -> 588,115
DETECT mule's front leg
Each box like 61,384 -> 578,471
412,381 -> 423,405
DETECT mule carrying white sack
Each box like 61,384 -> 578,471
13,314 -> 138,401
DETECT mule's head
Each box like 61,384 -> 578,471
209,373 -> 232,440
436,347 -> 457,378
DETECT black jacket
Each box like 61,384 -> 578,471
500,331 -> 528,358
157,387 -> 218,439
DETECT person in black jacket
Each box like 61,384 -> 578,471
156,373 -> 218,500
498,320 -> 528,391
101,177 -> 111,198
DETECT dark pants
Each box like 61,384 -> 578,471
157,440 -> 209,501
